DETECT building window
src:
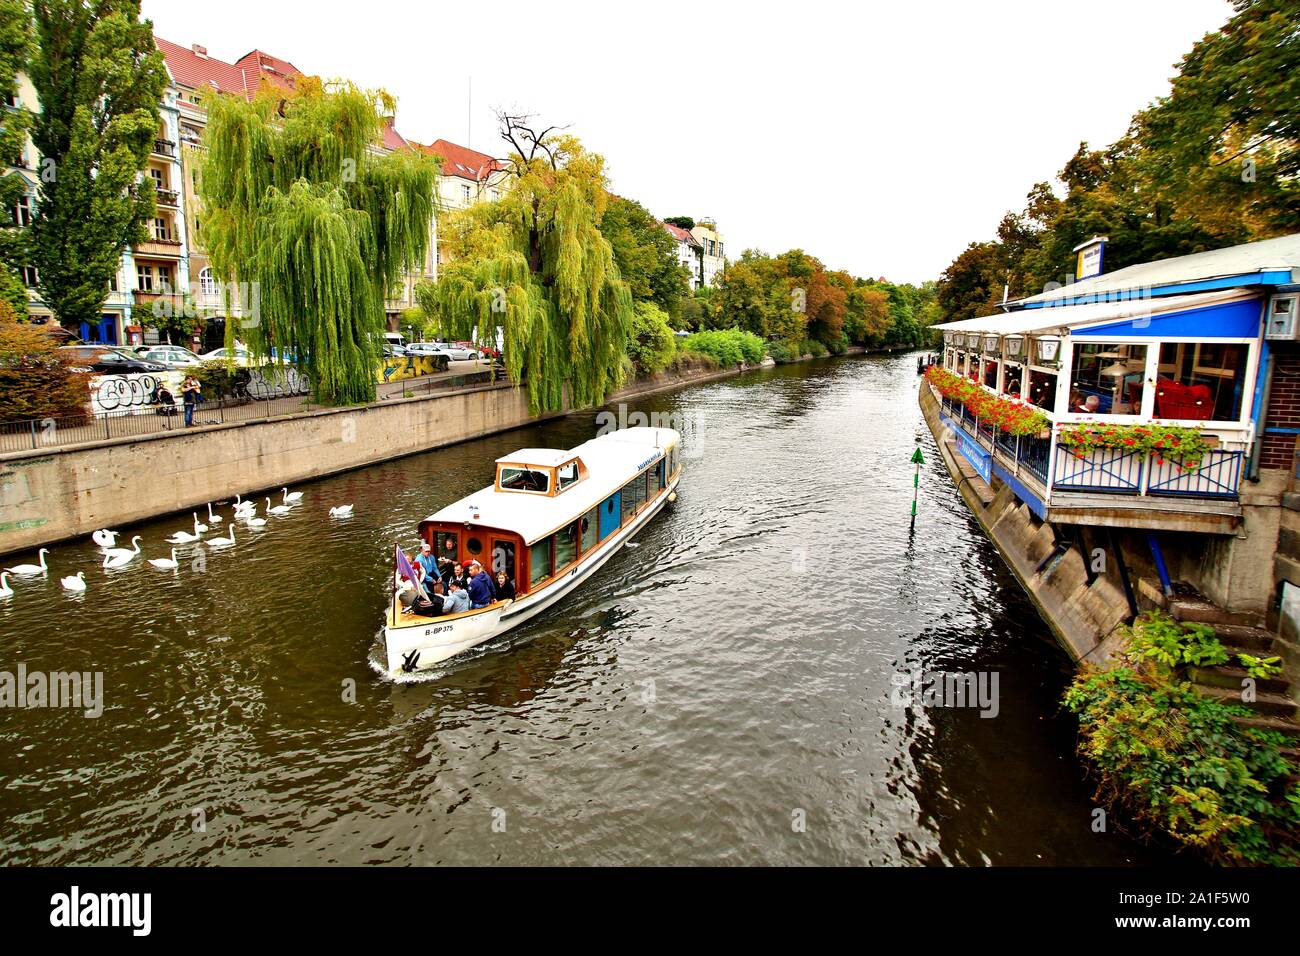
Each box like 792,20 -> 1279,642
199,267 -> 217,298
461,184 -> 471,203
1156,342 -> 1249,423
20,265 -> 37,288
1068,342 -> 1148,415
137,265 -> 155,292
2,91 -> 16,108
152,218 -> 170,241
150,168 -> 164,189
14,194 -> 32,227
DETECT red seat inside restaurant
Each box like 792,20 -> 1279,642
1154,378 -> 1213,421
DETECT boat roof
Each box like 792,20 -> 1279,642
423,427 -> 679,544
495,448 -> 574,467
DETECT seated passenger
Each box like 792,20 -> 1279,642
467,561 -> 495,608
1075,395 -> 1100,414
410,581 -> 445,617
447,563 -> 469,592
442,580 -> 470,615
494,571 -> 516,600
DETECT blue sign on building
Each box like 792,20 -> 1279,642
956,430 -> 992,484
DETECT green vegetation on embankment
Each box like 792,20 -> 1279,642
1064,611 -> 1300,866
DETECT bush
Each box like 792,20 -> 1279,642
1064,666 -> 1300,865
627,302 -> 677,376
0,308 -> 91,424
806,340 -> 829,358
1063,609 -> 1300,865
190,360 -> 252,402
681,329 -> 765,366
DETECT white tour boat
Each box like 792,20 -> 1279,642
382,426 -> 682,675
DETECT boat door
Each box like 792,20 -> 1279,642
491,537 -> 516,581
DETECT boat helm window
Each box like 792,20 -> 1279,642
500,467 -> 550,493
557,461 -> 579,491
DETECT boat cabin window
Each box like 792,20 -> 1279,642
557,460 -> 580,492
1027,369 -> 1057,412
438,533 -> 458,560
581,509 -> 597,551
530,538 -> 553,583
555,519 -> 580,571
622,470 -> 647,521
500,466 -> 550,493
1068,343 -> 1148,415
1156,342 -> 1248,422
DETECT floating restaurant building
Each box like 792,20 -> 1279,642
922,233 -> 1300,663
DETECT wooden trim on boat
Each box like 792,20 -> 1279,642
388,597 -> 513,630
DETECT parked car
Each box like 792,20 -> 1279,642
58,345 -> 167,375
199,346 -> 254,367
381,343 -> 409,359
404,342 -> 453,370
433,341 -> 478,361
137,345 -> 204,369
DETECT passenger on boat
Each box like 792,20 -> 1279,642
410,581 -> 445,617
415,542 -> 439,586
443,580 -> 470,615
467,561 -> 495,608
446,563 -> 469,592
494,571 -> 515,601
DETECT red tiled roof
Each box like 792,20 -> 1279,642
423,139 -> 500,182
382,117 -> 411,152
663,222 -> 700,246
156,37 -> 299,100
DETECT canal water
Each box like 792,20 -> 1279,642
0,354 -> 1182,865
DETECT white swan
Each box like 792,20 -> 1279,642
207,526 -> 236,549
0,572 -> 13,598
266,497 -> 291,516
5,548 -> 50,576
148,549 -> 180,570
329,505 -> 354,517
281,486 -> 304,504
166,527 -> 202,545
102,536 -> 143,567
243,506 -> 268,528
207,502 -> 223,525
91,529 -> 118,549
193,512 -> 209,534
232,494 -> 256,516
60,571 -> 87,592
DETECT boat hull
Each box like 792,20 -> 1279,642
382,473 -> 677,676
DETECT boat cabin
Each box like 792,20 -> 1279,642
417,427 -> 682,596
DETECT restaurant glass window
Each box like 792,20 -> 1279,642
1155,342 -> 1249,422
555,519 -> 580,570
982,359 -> 998,390
581,508 -> 598,552
1068,342 -> 1148,415
1002,363 -> 1024,399
1027,370 -> 1058,412
530,538 -> 553,583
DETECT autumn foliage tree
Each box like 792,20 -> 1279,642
0,301 -> 89,423
417,114 -> 633,413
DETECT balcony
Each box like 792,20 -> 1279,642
155,188 -> 179,207
935,389 -> 1244,534
152,138 -> 176,158
135,236 -> 183,258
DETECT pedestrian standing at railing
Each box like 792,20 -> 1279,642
182,376 -> 201,427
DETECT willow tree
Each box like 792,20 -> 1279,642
416,115 -> 632,413
199,78 -> 437,405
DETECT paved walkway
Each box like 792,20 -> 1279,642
0,360 -> 496,455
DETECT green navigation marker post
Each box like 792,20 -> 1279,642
910,445 -> 925,525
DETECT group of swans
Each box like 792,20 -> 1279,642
1,487 -> 356,601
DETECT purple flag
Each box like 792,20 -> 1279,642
395,544 -> 428,601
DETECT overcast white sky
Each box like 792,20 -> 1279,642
141,0 -> 1234,285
